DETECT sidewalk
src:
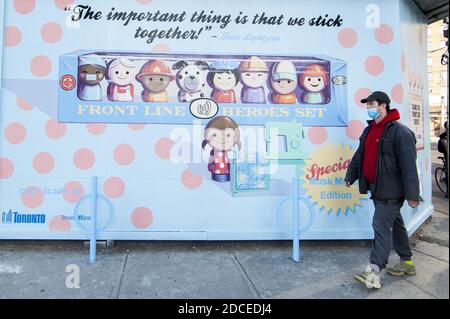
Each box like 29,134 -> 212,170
0,157 -> 448,299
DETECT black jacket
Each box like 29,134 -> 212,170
344,117 -> 421,201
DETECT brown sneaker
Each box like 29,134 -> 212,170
387,261 -> 416,276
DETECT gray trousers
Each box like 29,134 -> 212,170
369,186 -> 413,270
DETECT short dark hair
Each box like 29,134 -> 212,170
376,99 -> 390,112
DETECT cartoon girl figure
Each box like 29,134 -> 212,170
207,61 -> 240,103
270,61 -> 298,104
298,63 -> 330,104
202,116 -> 242,182
106,58 -> 137,102
239,56 -> 269,104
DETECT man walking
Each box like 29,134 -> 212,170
345,91 -> 421,289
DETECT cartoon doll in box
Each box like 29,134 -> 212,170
298,63 -> 330,104
207,61 -> 240,103
239,56 -> 269,104
106,58 -> 137,102
172,60 -> 209,102
202,116 -> 242,182
136,60 -> 174,102
270,61 -> 298,104
78,56 -> 107,101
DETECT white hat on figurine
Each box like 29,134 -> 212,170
271,61 -> 297,81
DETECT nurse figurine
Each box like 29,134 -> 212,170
207,60 -> 240,103
106,58 -> 137,102
202,116 -> 242,182
78,56 -> 107,101
298,63 -> 330,104
136,60 -> 174,103
270,61 -> 298,104
239,56 -> 269,104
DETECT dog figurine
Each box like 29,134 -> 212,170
172,60 -> 209,102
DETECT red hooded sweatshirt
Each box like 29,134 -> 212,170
363,109 -> 401,183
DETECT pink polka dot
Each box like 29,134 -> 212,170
54,0 -> 74,10
31,55 -> 52,77
131,207 -> 153,229
401,54 -> 406,73
103,177 -> 125,199
114,144 -> 135,165
354,88 -> 372,108
308,127 -> 328,145
14,0 -> 35,14
21,186 -> 44,208
137,0 -> 153,5
338,28 -> 357,48
346,120 -> 365,140
155,138 -> 175,160
63,181 -> 85,203
152,43 -> 172,53
33,152 -> 55,174
49,215 -> 71,232
128,124 -> 146,131
86,123 -> 107,135
181,170 -> 203,189
5,123 -> 27,144
375,24 -> 394,44
45,119 -> 67,139
73,148 -> 96,170
0,158 -> 14,179
41,22 -> 63,44
364,55 -> 384,76
16,97 -> 33,110
5,26 -> 22,47
391,84 -> 404,104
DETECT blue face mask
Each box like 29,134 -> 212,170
367,108 -> 381,119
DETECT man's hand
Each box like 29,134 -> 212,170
407,200 -> 420,208
345,181 -> 352,188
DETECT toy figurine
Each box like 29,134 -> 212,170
172,60 -> 209,102
136,60 -> 174,102
106,58 -> 137,102
78,56 -> 107,101
298,63 -> 330,104
202,116 -> 242,182
207,61 -> 240,103
239,56 -> 269,104
270,61 -> 297,104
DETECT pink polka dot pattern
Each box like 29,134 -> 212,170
391,84 -> 404,104
128,124 -> 146,131
152,43 -> 172,53
54,0 -> 74,10
114,144 -> 135,165
5,123 -> 27,144
45,119 -> 67,139
137,0 -> 153,5
308,127 -> 328,145
364,55 -> 384,76
103,177 -> 125,199
63,181 -> 85,203
49,215 -> 71,232
86,123 -> 107,135
131,207 -> 154,229
338,28 -> 357,48
354,88 -> 372,108
21,186 -> 44,208
33,152 -> 55,174
17,97 -> 33,111
73,148 -> 96,170
41,22 -> 63,43
346,120 -> 365,140
375,24 -> 394,44
0,158 -> 14,179
5,26 -> 22,47
155,138 -> 175,160
31,55 -> 52,77
14,0 -> 35,14
181,170 -> 203,189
